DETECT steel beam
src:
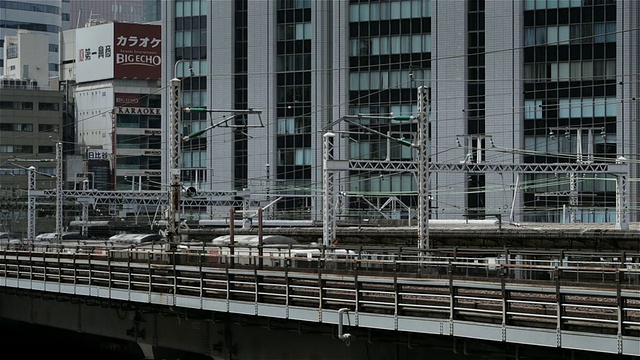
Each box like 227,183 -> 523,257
168,78 -> 182,247
55,142 -> 63,242
417,86 -> 430,249
27,166 -> 36,241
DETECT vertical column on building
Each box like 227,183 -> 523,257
618,1 -> 639,222
312,0 -> 334,222
484,0 -> 523,221
431,0 -> 468,219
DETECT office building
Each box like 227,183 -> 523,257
0,84 -> 63,234
69,0 -> 160,29
0,0 -> 66,79
73,22 -> 162,191
160,0 -> 639,224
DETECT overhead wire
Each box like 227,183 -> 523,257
2,17 -> 638,212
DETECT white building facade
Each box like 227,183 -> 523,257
73,22 -> 162,190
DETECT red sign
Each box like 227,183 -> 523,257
113,23 -> 161,80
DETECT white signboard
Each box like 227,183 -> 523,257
87,148 -> 109,161
76,23 -> 115,83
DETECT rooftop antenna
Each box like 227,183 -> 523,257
76,8 -> 82,29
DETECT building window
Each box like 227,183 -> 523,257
38,145 -> 55,153
0,123 -> 33,131
277,117 -> 311,134
38,102 -> 59,111
39,124 -> 59,132
278,148 -> 311,166
0,145 -> 33,153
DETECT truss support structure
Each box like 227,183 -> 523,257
81,177 -> 89,237
28,166 -> 36,241
322,132 -> 338,247
616,174 -> 629,230
353,161 -> 629,230
168,78 -> 182,248
55,142 -> 63,242
417,86 -> 430,249
323,140 -> 630,246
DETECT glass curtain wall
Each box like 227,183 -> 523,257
466,0 -> 486,218
347,0 -> 431,220
175,0 -> 208,185
275,0 -> 313,219
522,0 -> 618,222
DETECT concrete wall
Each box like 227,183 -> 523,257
483,1 -> 524,222
431,0 -> 468,219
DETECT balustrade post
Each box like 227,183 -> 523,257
29,249 -> 33,284
501,272 -> 509,332
229,208 -> 235,268
354,261 -> 360,314
318,267 -> 323,310
258,207 -> 263,269
556,273 -> 563,338
616,269 -> 623,339
504,248 -> 510,279
225,261 -> 231,303
88,251 -> 92,286
557,249 -> 564,280
42,252 -> 47,283
108,251 -> 112,291
172,250 -> 177,300
449,260 -> 456,323
199,251 -> 204,299
72,252 -> 77,286
128,248 -> 132,292
254,266 -> 260,306
393,264 -> 399,321
285,267 -> 290,308
57,251 -> 61,285
147,253 -> 152,295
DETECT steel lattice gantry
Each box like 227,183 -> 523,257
322,89 -> 630,248
55,142 -> 63,242
27,166 -> 37,241
323,159 -> 630,247
26,188 -> 261,237
168,78 -> 182,246
416,86 -> 430,249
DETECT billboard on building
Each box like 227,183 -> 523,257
76,23 -> 161,83
76,23 -> 115,82
114,23 -> 162,80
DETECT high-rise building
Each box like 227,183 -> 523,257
161,0 -> 639,224
69,0 -> 160,29
0,0 -> 65,79
1,0 -> 160,79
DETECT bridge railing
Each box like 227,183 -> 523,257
0,247 -> 639,341
2,243 -> 638,286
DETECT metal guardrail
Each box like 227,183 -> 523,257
1,249 -> 639,327
0,248 -> 638,355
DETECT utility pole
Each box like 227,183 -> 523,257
416,86 -> 430,250
81,177 -> 89,238
55,142 -> 63,242
28,166 -> 36,241
165,97 -> 262,249
167,78 -> 182,250
322,132 -> 338,247
322,112 -> 419,248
